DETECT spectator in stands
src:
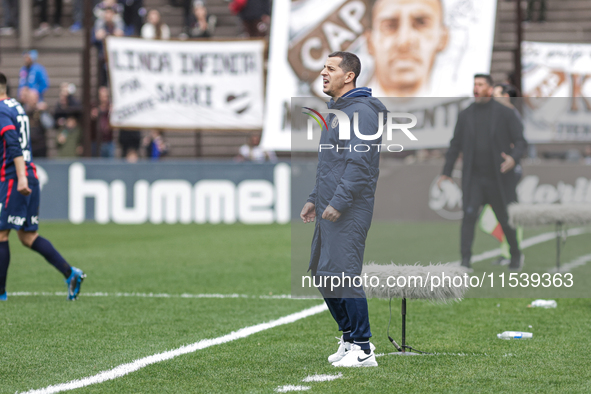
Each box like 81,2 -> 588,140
0,0 -> 18,35
23,89 -> 51,158
35,0 -> 63,37
185,1 -> 216,38
141,9 -> 170,40
18,50 -> 50,103
94,5 -> 124,86
54,83 -> 83,157
583,145 -> 591,166
493,83 -> 521,117
56,117 -> 82,157
91,86 -> 115,158
95,0 -> 124,22
236,0 -> 271,38
525,0 -> 546,23
54,83 -> 82,125
169,0 -> 193,32
144,130 -> 167,160
71,0 -> 101,32
119,130 -> 141,162
235,134 -> 277,163
120,0 -> 145,36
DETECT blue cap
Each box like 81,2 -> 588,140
23,49 -> 38,61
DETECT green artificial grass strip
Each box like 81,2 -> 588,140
1,223 -> 590,393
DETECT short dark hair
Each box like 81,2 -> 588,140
328,51 -> 361,86
474,74 -> 493,86
503,83 -> 519,98
0,73 -> 7,95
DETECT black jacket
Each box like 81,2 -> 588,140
442,99 -> 527,208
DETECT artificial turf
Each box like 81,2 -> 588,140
1,222 -> 590,393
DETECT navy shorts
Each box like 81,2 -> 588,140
0,179 -> 40,231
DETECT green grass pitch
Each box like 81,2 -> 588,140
1,222 -> 591,393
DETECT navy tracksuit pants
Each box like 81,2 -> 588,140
320,280 -> 372,343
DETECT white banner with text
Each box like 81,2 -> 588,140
106,37 -> 265,130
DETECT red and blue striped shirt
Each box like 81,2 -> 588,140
0,98 -> 38,182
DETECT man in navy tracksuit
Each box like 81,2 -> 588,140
300,51 -> 386,367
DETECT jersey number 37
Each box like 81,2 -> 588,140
16,114 -> 31,162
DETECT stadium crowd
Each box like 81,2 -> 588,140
0,0 -> 273,161
0,0 -> 587,162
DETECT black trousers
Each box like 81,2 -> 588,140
39,0 -> 63,26
461,176 -> 520,261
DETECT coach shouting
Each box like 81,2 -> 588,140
438,74 -> 527,271
300,51 -> 386,368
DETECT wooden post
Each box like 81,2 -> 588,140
514,0 -> 523,94
82,0 -> 93,157
19,0 -> 32,50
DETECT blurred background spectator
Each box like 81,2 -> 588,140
94,0 -> 124,23
141,9 -> 170,39
237,0 -> 270,37
184,0 -> 216,38
144,130 -> 168,160
236,134 -> 276,163
35,0 -> 63,37
119,130 -> 142,162
22,88 -> 53,158
169,0 -> 193,34
18,50 -> 50,103
91,86 -> 115,158
121,0 -> 146,36
583,145 -> 591,165
93,5 -> 124,86
493,83 -> 521,118
525,0 -> 546,23
54,82 -> 83,157
70,0 -> 101,32
0,0 -> 18,35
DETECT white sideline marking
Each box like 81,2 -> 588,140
377,352 -> 505,357
275,385 -> 311,392
302,373 -> 342,382
451,227 -> 589,265
7,292 -> 304,300
548,253 -> 591,273
19,304 -> 328,394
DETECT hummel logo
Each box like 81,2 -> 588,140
357,355 -> 372,362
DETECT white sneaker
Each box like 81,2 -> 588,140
327,337 -> 376,363
327,336 -> 351,363
332,344 -> 378,367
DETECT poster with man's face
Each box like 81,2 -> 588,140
367,0 -> 449,97
262,0 -> 498,150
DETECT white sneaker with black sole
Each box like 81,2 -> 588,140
332,344 -> 378,367
328,337 -> 376,363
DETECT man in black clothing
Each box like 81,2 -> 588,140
438,75 -> 527,271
